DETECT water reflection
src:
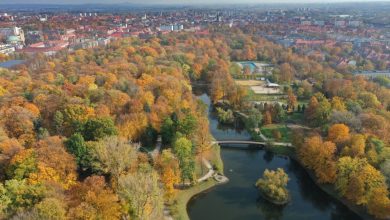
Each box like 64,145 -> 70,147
263,151 -> 275,163
256,195 -> 285,220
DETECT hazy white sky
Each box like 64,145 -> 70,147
3,0 -> 390,4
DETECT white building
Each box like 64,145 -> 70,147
0,27 -> 25,46
348,20 -> 361,27
158,24 -> 184,32
0,44 -> 15,55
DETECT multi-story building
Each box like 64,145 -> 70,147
0,44 -> 15,54
0,27 -> 25,46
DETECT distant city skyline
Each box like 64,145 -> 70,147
2,0 -> 390,5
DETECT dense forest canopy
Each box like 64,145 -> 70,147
0,26 -> 389,219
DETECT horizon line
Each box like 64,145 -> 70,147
1,0 -> 390,6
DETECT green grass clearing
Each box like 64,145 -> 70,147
261,124 -> 292,143
286,112 -> 305,124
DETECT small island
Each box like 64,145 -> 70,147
216,107 -> 235,124
255,168 -> 290,205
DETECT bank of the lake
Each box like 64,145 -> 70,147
269,144 -> 375,220
171,179 -> 220,220
188,147 -> 365,220
187,86 -> 366,220
170,141 -> 225,220
291,155 -> 375,220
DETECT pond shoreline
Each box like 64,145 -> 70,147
185,146 -> 374,220
188,85 -> 370,220
171,143 -> 226,220
173,179 -> 222,220
289,155 -> 375,220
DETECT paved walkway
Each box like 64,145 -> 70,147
151,135 -> 162,159
197,158 -> 214,182
286,123 -> 310,130
258,132 -> 268,141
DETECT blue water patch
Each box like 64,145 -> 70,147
0,60 -> 26,68
238,61 -> 256,73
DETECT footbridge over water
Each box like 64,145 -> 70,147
211,140 -> 293,147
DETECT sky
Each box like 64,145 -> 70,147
2,0 -> 390,5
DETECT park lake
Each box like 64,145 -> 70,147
187,87 -> 363,220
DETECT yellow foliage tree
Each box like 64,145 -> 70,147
298,135 -> 337,183
331,96 -> 346,111
117,113 -> 148,141
328,123 -> 350,144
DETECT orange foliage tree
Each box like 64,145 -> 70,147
298,135 -> 337,183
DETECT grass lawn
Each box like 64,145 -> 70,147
286,112 -> 305,124
170,179 -> 219,220
235,79 -> 264,86
297,99 -> 309,106
208,144 -> 224,173
169,143 -> 224,220
261,124 -> 292,143
266,145 -> 295,157
195,144 -> 224,177
245,88 -> 286,102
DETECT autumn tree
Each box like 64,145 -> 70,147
118,169 -> 164,220
358,92 -> 380,109
216,107 -> 234,124
279,63 -> 294,83
380,159 -> 390,187
177,113 -> 198,138
287,89 -> 297,112
154,149 -> 181,200
272,103 -> 286,123
315,97 -> 332,127
117,113 -> 148,141
0,134 -> 24,178
304,96 -> 319,123
2,106 -> 37,146
342,134 -> 366,158
331,96 -> 346,112
173,137 -> 195,183
67,176 -> 121,220
61,104 -> 95,136
304,95 -> 331,127
6,149 -> 37,180
193,117 -> 212,162
298,135 -> 337,183
256,168 -> 289,204
329,111 -> 362,132
28,198 -> 67,220
29,136 -> 77,189
0,179 -> 45,218
263,111 -> 272,125
82,117 -> 117,141
244,108 -> 263,131
210,78 -> 226,103
367,187 -> 390,219
336,157 -> 387,205
327,123 -> 350,144
92,136 -> 137,182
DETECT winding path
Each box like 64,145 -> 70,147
150,135 -> 162,159
197,158 -> 214,183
